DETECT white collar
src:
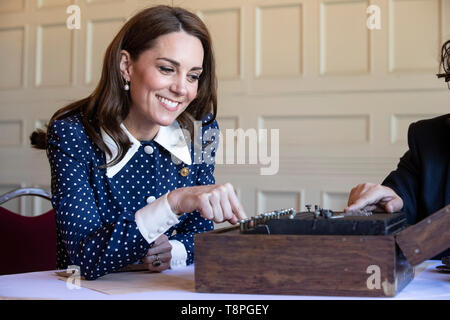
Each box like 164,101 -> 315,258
101,120 -> 192,178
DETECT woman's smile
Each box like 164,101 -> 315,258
155,94 -> 181,111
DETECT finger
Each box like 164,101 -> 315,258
363,204 -> 378,212
220,194 -> 233,222
345,195 -> 375,212
226,186 -> 247,222
385,197 -> 403,213
209,191 -> 224,223
142,254 -> 158,265
142,251 -> 172,264
142,255 -> 154,265
198,193 -> 214,220
147,241 -> 172,256
158,251 -> 172,263
346,187 -> 359,207
346,184 -> 368,209
228,215 -> 238,225
154,234 -> 168,246
153,252 -> 171,263
346,184 -> 388,212
146,261 -> 170,273
142,255 -> 170,272
146,234 -> 169,256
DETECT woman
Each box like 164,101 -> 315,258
31,5 -> 247,280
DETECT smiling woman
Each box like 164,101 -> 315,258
120,30 -> 204,141
29,5 -> 247,280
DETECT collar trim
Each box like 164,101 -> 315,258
101,121 -> 192,178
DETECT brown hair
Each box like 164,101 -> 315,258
30,5 -> 217,167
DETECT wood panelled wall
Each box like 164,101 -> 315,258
0,0 -> 448,221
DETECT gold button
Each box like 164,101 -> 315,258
179,167 -> 190,177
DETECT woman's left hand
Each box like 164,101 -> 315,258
142,234 -> 172,272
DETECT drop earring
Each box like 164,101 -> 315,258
124,80 -> 130,91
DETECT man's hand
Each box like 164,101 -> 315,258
345,183 -> 403,213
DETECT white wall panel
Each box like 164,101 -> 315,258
322,191 -> 349,211
255,4 -> 303,77
257,189 -> 304,212
0,120 -> 23,146
390,113 -> 442,144
36,24 -> 73,87
37,0 -> 72,9
0,27 -> 24,89
444,0 -> 450,41
200,8 -> 242,80
389,0 -> 441,72
217,116 -> 239,132
260,115 -> 370,146
85,18 -> 124,84
0,0 -> 25,13
320,0 -> 370,75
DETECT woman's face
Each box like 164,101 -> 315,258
121,31 -> 204,137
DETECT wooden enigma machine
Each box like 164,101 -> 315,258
194,204 -> 450,297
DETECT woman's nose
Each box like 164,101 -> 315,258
170,75 -> 187,96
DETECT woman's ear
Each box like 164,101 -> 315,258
119,50 -> 132,81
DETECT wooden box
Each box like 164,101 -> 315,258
194,205 -> 450,297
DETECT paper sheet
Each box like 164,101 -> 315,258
414,260 -> 439,277
55,269 -> 194,295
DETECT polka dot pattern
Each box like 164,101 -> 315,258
47,113 -> 217,280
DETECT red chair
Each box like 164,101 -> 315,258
0,188 -> 56,275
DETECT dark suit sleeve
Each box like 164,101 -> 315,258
382,122 -> 421,224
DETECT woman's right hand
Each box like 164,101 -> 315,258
167,183 -> 247,224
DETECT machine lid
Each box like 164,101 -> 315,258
395,204 -> 450,266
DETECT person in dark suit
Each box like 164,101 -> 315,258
345,40 -> 450,259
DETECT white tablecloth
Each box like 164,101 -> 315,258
0,261 -> 448,300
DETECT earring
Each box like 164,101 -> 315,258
124,80 -> 130,91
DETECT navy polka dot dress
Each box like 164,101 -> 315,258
47,112 -> 217,280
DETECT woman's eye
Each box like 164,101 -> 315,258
188,74 -> 200,82
159,66 -> 174,73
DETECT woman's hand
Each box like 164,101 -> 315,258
345,183 -> 403,213
167,183 -> 247,224
142,234 -> 172,272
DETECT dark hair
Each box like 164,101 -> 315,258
30,5 -> 217,168
435,39 -> 450,125
436,39 -> 450,84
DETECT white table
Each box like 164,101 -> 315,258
0,261 -> 448,300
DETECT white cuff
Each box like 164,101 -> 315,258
135,193 -> 179,244
169,240 -> 187,269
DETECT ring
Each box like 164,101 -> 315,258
152,254 -> 161,267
